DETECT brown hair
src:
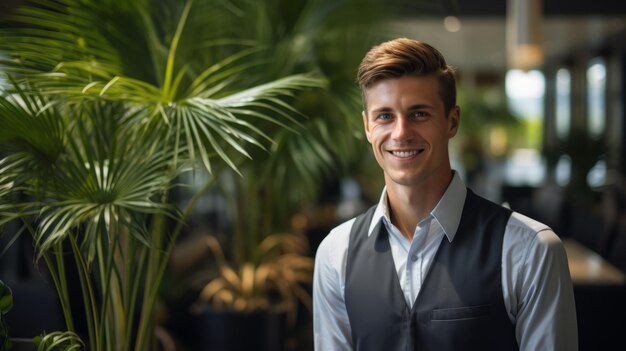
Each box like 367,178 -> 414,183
357,38 -> 457,115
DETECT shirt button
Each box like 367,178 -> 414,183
411,255 -> 418,262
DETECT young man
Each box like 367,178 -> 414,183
313,38 -> 577,350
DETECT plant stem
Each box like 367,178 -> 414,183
233,172 -> 244,265
96,221 -> 115,351
133,211 -> 163,351
124,226 -> 144,351
69,235 -> 100,351
42,245 -> 75,333
135,170 -> 219,350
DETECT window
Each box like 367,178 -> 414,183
506,69 -> 545,120
555,154 -> 571,186
555,68 -> 571,140
586,58 -> 606,139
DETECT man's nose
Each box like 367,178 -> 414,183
391,117 -> 410,140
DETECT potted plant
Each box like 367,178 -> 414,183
188,232 -> 313,351
1,0 -> 391,350
0,0 -> 324,350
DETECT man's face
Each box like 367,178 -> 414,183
362,75 -> 459,188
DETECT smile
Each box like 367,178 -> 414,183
390,149 -> 422,158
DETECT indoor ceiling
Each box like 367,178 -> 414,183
390,15 -> 626,73
386,0 -> 626,73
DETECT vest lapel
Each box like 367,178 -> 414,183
372,221 -> 411,311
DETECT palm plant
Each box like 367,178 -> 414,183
211,0 -> 389,263
183,1 -> 391,329
0,0 -> 326,350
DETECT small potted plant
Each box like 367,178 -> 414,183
189,232 -> 313,351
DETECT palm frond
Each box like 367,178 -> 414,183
0,87 -> 178,261
0,90 -> 66,194
33,133 -> 177,261
0,0 -> 126,74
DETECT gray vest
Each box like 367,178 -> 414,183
344,189 -> 518,351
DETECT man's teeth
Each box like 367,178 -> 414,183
391,150 -> 419,158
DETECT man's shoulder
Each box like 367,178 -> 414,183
468,190 -> 552,237
505,211 -> 563,255
508,211 -> 552,237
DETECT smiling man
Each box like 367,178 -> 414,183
313,38 -> 578,351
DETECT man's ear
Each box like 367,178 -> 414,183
362,110 -> 372,143
447,105 -> 460,138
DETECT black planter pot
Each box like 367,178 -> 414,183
195,308 -> 286,351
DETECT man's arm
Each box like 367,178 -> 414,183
313,225 -> 353,351
515,229 -> 578,351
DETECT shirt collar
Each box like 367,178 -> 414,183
368,171 -> 467,242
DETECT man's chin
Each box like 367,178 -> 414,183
385,173 -> 421,187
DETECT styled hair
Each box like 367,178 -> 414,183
357,38 -> 457,115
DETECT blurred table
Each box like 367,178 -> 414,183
563,238 -> 626,285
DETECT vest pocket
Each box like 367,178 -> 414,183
430,304 -> 492,321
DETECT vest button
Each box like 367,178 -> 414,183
411,255 -> 418,262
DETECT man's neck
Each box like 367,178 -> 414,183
385,171 -> 453,241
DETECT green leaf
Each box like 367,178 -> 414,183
34,330 -> 83,351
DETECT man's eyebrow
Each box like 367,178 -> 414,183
407,104 -> 434,110
369,104 -> 435,115
370,107 -> 393,114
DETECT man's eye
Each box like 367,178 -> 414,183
411,111 -> 428,119
377,113 -> 392,120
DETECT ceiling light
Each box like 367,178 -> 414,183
443,16 -> 461,33
506,0 -> 544,70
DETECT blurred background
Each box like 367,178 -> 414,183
1,0 -> 625,350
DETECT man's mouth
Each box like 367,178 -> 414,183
390,149 -> 423,158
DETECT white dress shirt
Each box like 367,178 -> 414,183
313,172 -> 578,350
